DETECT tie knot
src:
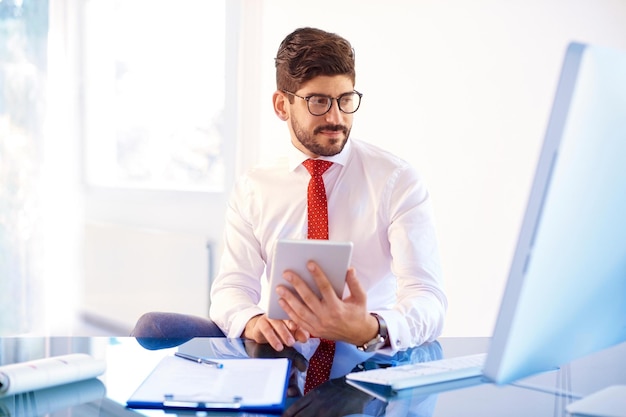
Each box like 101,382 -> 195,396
303,159 -> 333,177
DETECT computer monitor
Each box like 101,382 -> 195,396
483,42 -> 626,384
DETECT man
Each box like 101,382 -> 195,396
133,27 -> 446,371
209,27 -> 447,354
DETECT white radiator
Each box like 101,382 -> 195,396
81,222 -> 211,334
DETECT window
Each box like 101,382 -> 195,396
0,0 -> 49,334
82,0 -> 225,192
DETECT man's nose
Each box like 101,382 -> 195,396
324,100 -> 343,124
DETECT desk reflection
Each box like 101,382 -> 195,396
136,336 -> 443,417
0,379 -> 105,417
0,337 -> 447,417
2,336 -> 624,416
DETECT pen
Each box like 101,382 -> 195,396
175,352 -> 224,368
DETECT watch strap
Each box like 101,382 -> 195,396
357,313 -> 388,352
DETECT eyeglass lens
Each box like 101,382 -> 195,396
308,93 -> 361,115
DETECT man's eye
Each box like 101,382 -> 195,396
310,96 -> 329,106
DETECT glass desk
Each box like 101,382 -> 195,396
1,336 -> 625,416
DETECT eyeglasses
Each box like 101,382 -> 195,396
282,90 -> 363,116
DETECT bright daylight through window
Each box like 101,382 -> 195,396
82,0 -> 225,191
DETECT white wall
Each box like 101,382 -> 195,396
236,0 -> 626,336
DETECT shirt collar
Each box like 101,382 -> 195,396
287,139 -> 352,172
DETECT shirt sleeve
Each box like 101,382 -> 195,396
209,175 -> 266,338
378,164 -> 448,351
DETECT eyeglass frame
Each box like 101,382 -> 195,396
281,89 -> 363,116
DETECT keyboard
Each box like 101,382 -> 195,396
346,353 -> 487,391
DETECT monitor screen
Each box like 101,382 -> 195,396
483,42 -> 626,384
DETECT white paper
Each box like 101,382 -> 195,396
128,356 -> 289,408
0,354 -> 106,397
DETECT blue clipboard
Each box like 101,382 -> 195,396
126,355 -> 291,413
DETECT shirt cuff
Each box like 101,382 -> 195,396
373,309 -> 411,354
227,305 -> 267,338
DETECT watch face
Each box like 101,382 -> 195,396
359,336 -> 384,352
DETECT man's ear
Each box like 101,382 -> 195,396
272,91 -> 289,121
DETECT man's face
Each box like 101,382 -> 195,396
284,75 -> 355,158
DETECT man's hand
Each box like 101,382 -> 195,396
276,262 -> 378,345
243,314 -> 310,351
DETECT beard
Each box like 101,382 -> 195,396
291,116 -> 351,157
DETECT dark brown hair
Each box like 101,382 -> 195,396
275,27 -> 356,95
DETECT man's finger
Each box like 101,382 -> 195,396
306,261 -> 339,299
344,267 -> 364,303
268,318 -> 296,347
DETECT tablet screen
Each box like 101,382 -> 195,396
267,239 -> 353,320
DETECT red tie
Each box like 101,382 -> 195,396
302,159 -> 336,394
302,159 -> 333,240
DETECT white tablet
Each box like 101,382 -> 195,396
267,239 -> 353,320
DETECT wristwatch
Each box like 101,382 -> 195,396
357,313 -> 388,352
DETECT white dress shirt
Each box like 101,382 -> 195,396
210,138 -> 447,351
